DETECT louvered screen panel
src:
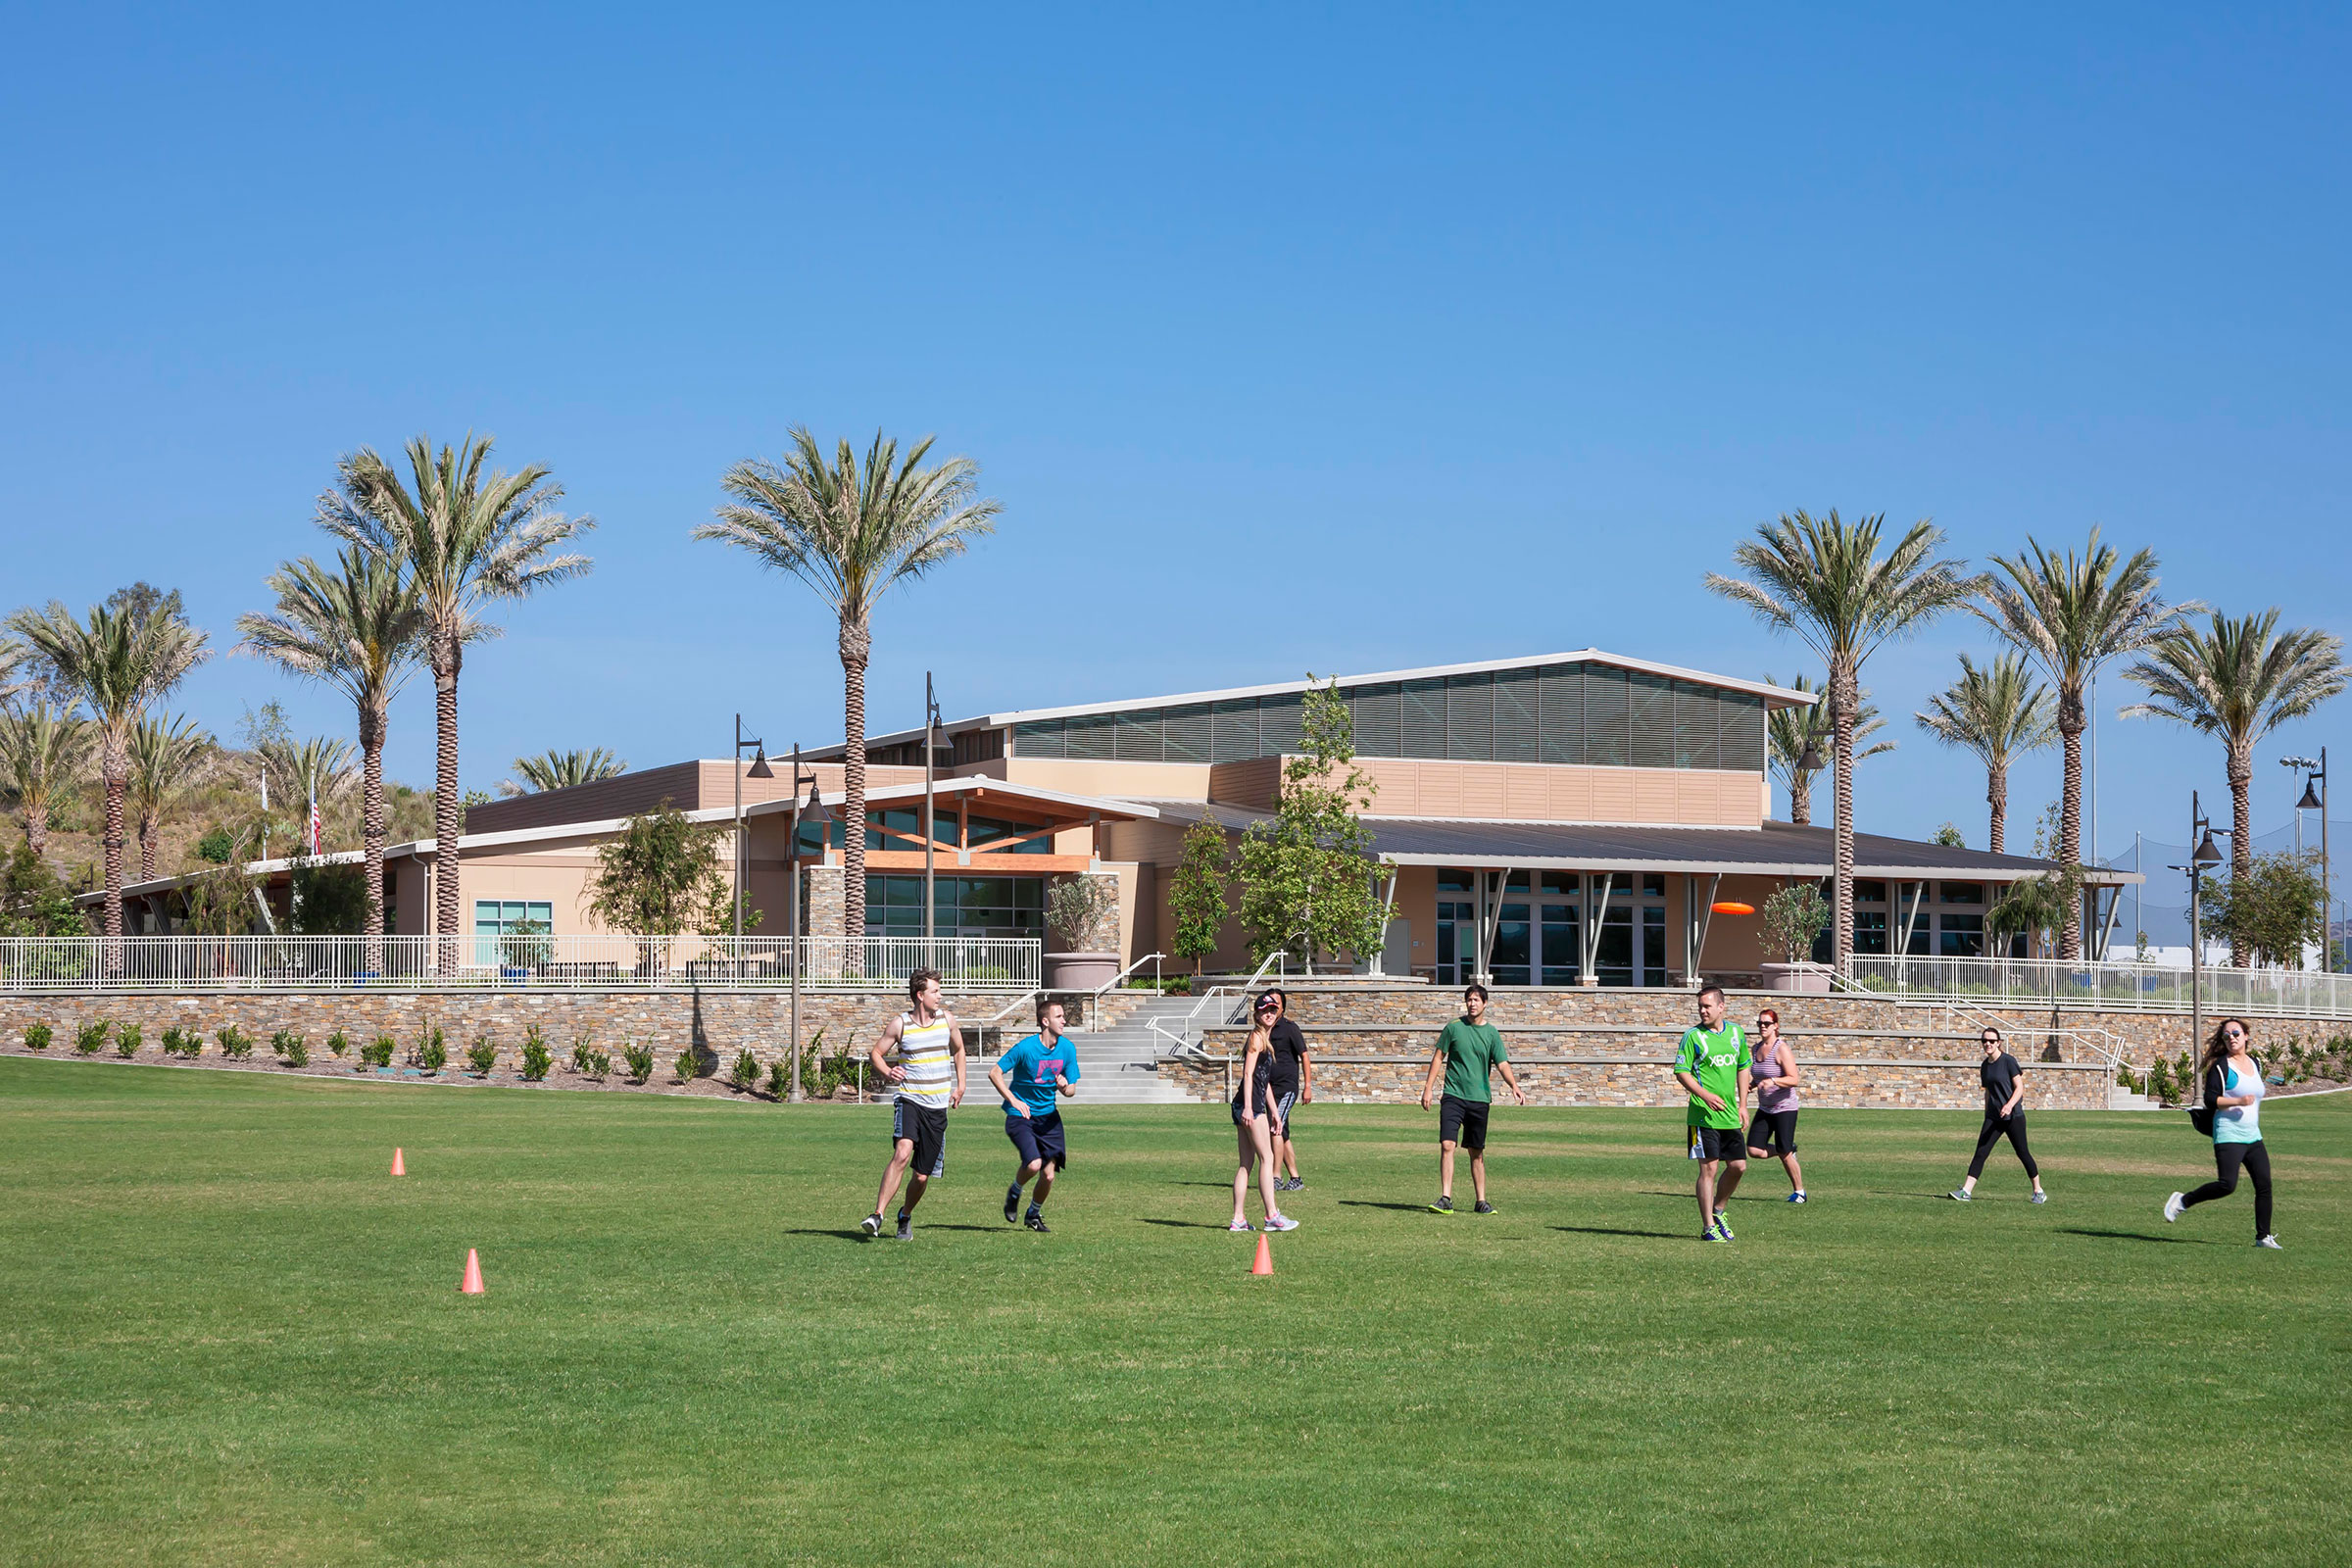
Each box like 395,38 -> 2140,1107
1350,682 -> 1401,757
1113,709 -> 1162,761
1401,678 -> 1446,758
1013,720 -> 1064,759
1628,674 -> 1674,767
1493,668 -> 1539,762
1064,712 -> 1112,760
1258,694 -> 1305,758
1674,683 -> 1721,769
1720,693 -> 1765,772
1539,663 -> 1585,764
1446,673 -> 1494,760
1161,704 -> 1211,762
1584,667 -> 1629,765
1210,700 -> 1260,762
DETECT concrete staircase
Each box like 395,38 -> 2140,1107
1067,993 -> 1211,1104
2108,1086 -> 2161,1110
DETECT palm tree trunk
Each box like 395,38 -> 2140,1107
25,804 -> 47,860
1831,659 -> 1857,972
1986,763 -> 2007,856
839,617 -> 870,967
431,642 -> 463,968
138,814 -> 158,881
101,739 -> 127,951
1789,768 -> 1812,827
360,698 -> 386,974
2056,687 -> 2085,960
2228,739 -> 2253,967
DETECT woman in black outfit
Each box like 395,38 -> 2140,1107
1950,1026 -> 2047,1202
1263,989 -> 1312,1192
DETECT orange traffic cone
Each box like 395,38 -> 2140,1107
390,1148 -> 406,1177
1251,1232 -> 1273,1275
459,1248 -> 484,1295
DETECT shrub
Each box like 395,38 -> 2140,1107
416,1027 -> 448,1075
466,1035 -> 498,1076
116,1024 -> 142,1058
765,1057 -> 789,1099
326,1030 -> 350,1056
278,1033 -> 310,1068
362,1034 -> 395,1068
622,1040 -> 655,1084
569,1036 -> 604,1076
673,1047 -> 704,1083
160,1026 -> 200,1058
728,1046 -> 760,1093
2149,1056 -> 2176,1105
520,1028 -> 552,1082
219,1024 -> 253,1059
24,1023 -> 52,1052
75,1020 -> 111,1054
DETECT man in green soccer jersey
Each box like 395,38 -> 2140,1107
1418,983 -> 1526,1214
1672,984 -> 1752,1242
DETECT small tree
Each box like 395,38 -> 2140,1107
1759,881 -> 1830,964
584,801 -> 740,957
1933,822 -> 1966,848
1047,874 -> 1119,953
0,838 -> 84,937
286,852 -> 370,936
2208,851 -> 2328,969
1234,677 -> 1385,972
1989,870 -> 2081,959
1167,816 -> 1231,975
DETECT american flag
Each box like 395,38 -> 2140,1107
308,795 -> 321,855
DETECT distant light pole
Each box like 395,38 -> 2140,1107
923,672 -> 942,943
732,714 -> 774,944
2284,751 -> 2329,971
786,743 -> 830,1103
2175,792 -> 2230,1098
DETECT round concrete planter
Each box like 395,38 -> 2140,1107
1044,952 -> 1119,991
1759,961 -> 1834,994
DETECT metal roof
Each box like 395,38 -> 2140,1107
814,648 -> 1819,756
741,776 -> 1156,822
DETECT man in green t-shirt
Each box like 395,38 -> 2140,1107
1672,984 -> 1751,1243
1418,984 -> 1526,1214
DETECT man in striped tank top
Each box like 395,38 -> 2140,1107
861,969 -> 967,1240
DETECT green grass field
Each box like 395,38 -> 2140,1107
1,1056 -> 2344,1567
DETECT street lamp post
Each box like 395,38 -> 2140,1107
2180,792 -> 2229,1104
733,714 -> 775,946
923,672 -> 942,944
2286,752 -> 2329,971
785,743 -> 830,1103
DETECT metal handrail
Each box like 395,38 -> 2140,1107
1830,964 -> 2133,1075
1081,952 -> 1166,1023
1154,950 -> 1290,1057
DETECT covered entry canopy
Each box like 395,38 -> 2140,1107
747,775 -> 1158,873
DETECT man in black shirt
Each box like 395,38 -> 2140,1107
1950,1026 -> 2046,1202
1260,989 -> 1312,1193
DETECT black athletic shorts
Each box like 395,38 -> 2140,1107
1271,1089 -> 1299,1136
1438,1093 -> 1492,1151
1746,1108 -> 1798,1156
1686,1123 -> 1748,1162
1232,1084 -> 1273,1125
1004,1110 -> 1067,1171
893,1098 -> 949,1178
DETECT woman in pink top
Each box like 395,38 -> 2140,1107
1743,1008 -> 1805,1202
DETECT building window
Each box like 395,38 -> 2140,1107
473,900 -> 552,966
864,876 -> 1044,941
1940,882 -> 1984,905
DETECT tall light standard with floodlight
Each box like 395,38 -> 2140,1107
2284,751 -> 2329,971
733,714 -> 774,946
786,743 -> 830,1102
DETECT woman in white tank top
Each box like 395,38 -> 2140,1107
2163,1017 -> 2279,1248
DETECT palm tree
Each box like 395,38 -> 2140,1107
237,547 -> 424,954
261,735 -> 359,846
3,602 -> 210,939
319,435 -> 594,951
2121,610 -> 2349,965
1766,671 -> 1894,825
501,746 -> 626,797
698,429 -> 1000,947
1913,653 -> 2057,855
0,702 -> 97,859
125,714 -> 211,879
1977,530 -> 2190,957
1708,511 -> 1976,970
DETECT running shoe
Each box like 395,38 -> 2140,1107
1004,1183 -> 1023,1224
859,1211 -> 884,1238
1229,1219 -> 1253,1232
1948,1190 -> 1973,1202
2030,1191 -> 2048,1204
2163,1192 -> 2185,1223
2257,1235 -> 2282,1250
1428,1196 -> 1455,1214
1262,1213 -> 1299,1232
895,1209 -> 912,1241
1025,1209 -> 1051,1233
1273,1176 -> 1295,1192
1787,1192 -> 1807,1203
1703,1222 -> 1730,1243
1712,1211 -> 1735,1240
1472,1200 -> 1495,1215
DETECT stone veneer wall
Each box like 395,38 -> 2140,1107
1166,984 -> 2339,1111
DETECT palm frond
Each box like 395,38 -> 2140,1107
1914,652 -> 2058,771
512,747 -> 628,793
2119,611 -> 2349,742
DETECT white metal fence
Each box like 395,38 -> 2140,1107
1847,955 -> 2352,1021
0,935 -> 1041,994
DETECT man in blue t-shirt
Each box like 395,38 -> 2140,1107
986,997 -> 1082,1232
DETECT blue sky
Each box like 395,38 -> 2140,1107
4,3 -> 2347,869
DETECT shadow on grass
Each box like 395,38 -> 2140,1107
1137,1217 -> 1231,1230
1551,1224 -> 1687,1241
1339,1200 -> 1444,1212
2057,1227 -> 2204,1246
780,1229 -> 876,1243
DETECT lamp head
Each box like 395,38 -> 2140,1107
804,782 -> 830,825
747,747 -> 774,780
1796,741 -> 1825,772
2298,778 -> 2324,811
2193,830 -> 2225,866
